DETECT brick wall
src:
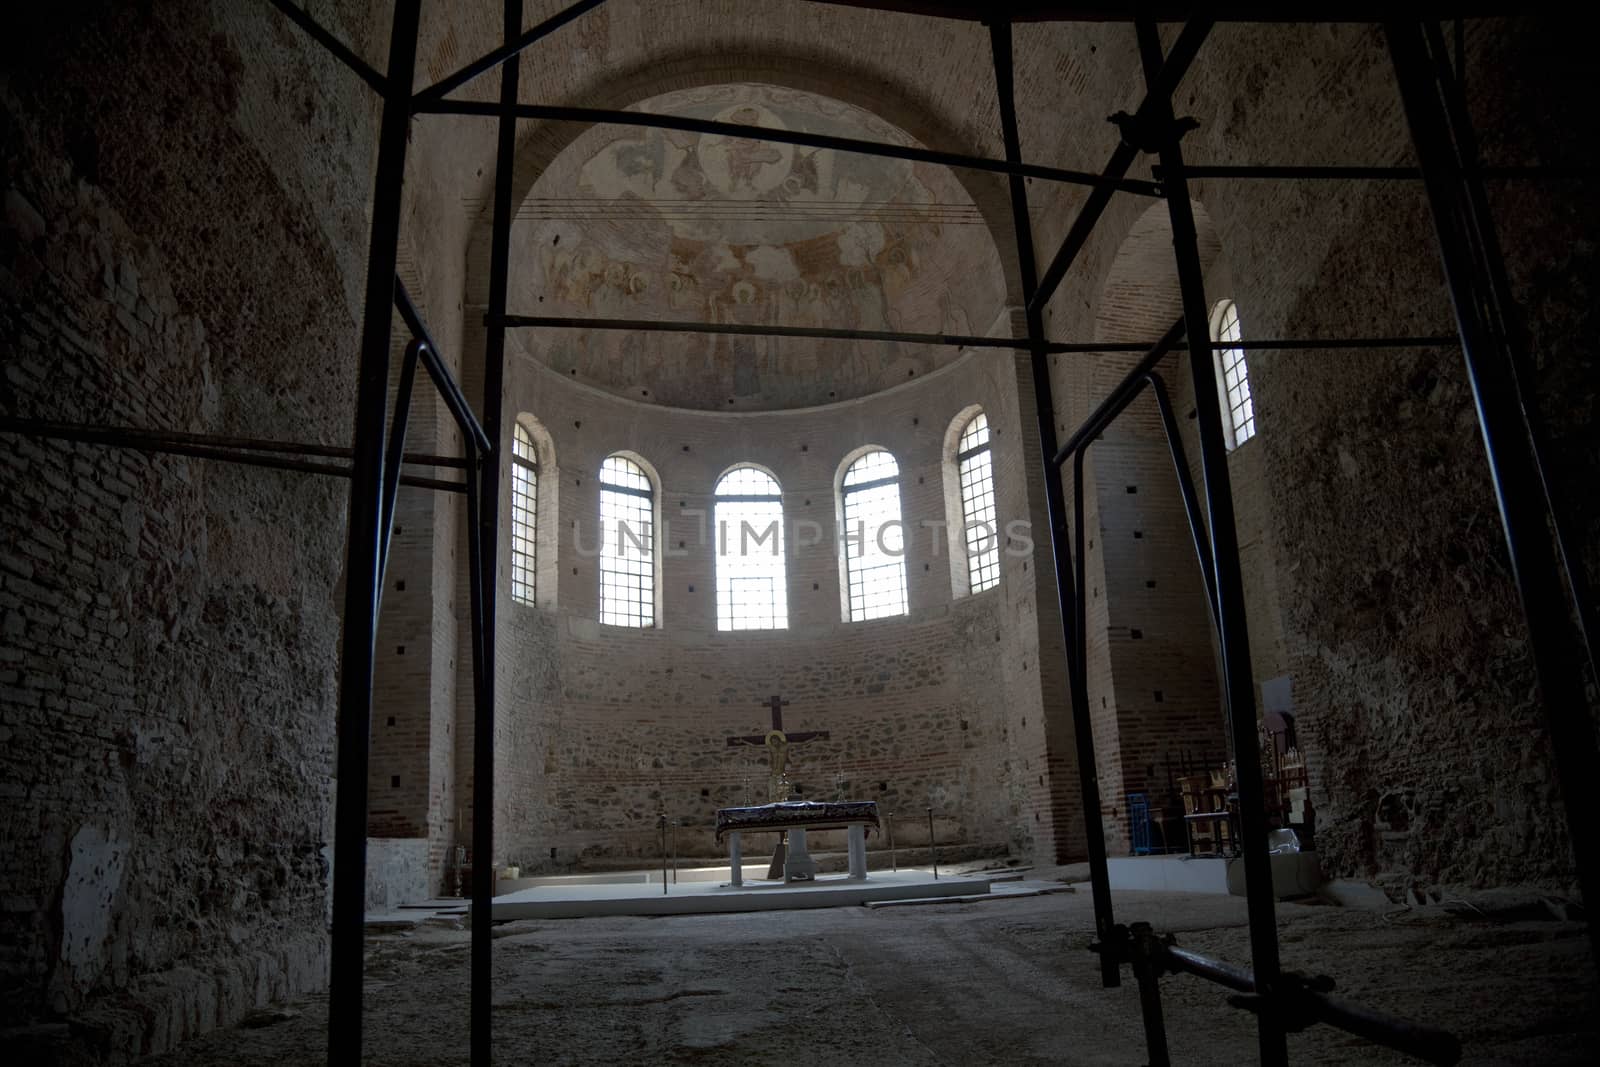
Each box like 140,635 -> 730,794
0,2 -> 382,1054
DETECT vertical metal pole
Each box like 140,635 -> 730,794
1129,923 -> 1172,1067
379,339 -> 425,585
1388,21 -> 1600,972
888,811 -> 896,871
989,19 -> 1119,989
1418,21 -> 1599,689
464,436 -> 495,1064
927,807 -> 938,879
1133,18 -> 1285,1065
471,1 -> 522,1061
328,2 -> 420,1062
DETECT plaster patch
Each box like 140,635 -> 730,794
60,825 -> 128,986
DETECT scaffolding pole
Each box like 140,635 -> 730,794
327,0 -> 420,1062
1387,18 -> 1600,975
1131,14 -> 1287,1064
989,18 -> 1119,989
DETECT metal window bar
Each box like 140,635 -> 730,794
956,417 -> 1000,593
715,468 -> 788,631
510,424 -> 539,605
842,452 -> 908,621
599,455 -> 656,628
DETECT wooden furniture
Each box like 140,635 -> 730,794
1180,772 -> 1237,856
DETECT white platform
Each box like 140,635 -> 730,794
1107,852 -> 1322,898
486,868 -> 989,921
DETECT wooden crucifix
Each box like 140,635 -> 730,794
726,695 -> 830,803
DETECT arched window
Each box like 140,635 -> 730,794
510,423 -> 539,605
840,449 -> 908,622
714,466 -> 787,631
598,453 -> 656,627
954,411 -> 999,594
1211,299 -> 1256,449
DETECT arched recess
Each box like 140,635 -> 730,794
486,46 -> 1024,307
1080,195 -> 1235,853
510,414 -> 559,610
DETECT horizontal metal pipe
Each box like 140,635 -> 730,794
1165,945 -> 1256,993
414,99 -> 1163,195
807,2 -> 1516,21
1309,989 -> 1462,1065
497,313 -> 1453,357
1163,945 -> 1460,1064
1165,164 -> 1597,181
0,416 -> 465,468
393,279 -> 494,453
265,0 -> 385,93
0,418 -> 466,493
494,313 -> 1052,352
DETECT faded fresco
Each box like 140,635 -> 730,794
510,84 -> 1006,410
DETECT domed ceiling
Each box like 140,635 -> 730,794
507,83 -> 1006,411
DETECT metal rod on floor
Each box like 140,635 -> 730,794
991,17 -> 1120,989
328,2 -> 419,1062
1160,945 -> 1461,1065
887,811 -> 896,871
927,807 -> 938,879
672,820 -> 678,884
659,813 -> 669,895
1133,15 -> 1285,1065
415,99 -> 1163,195
1387,19 -> 1600,975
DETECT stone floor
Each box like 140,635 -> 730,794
140,874 -> 1596,1066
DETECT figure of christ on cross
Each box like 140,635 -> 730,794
725,695 -> 830,803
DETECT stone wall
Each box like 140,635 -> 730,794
0,1 -> 381,1056
433,347 -> 1065,874
1026,18 -> 1595,891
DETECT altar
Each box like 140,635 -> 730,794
715,800 -> 879,885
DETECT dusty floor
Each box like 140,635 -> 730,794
143,879 -> 1595,1066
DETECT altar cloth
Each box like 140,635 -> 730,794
714,800 -> 880,842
